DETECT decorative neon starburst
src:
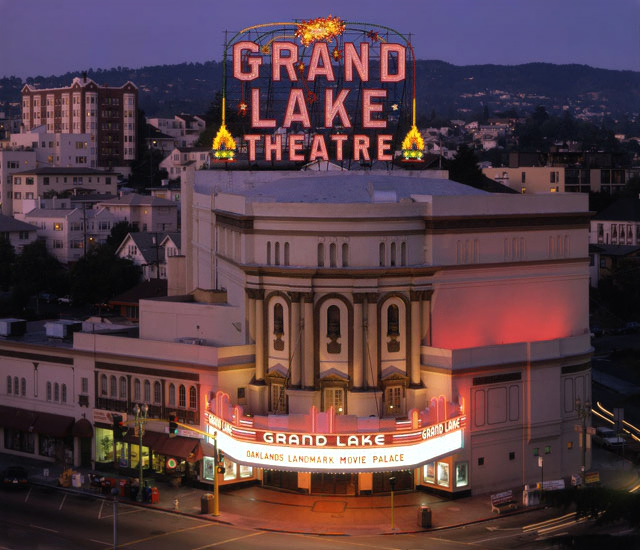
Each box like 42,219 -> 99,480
212,123 -> 236,161
295,15 -> 346,47
402,125 -> 425,161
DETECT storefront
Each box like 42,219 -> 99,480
0,404 -> 75,464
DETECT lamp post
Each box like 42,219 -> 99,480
111,487 -> 119,550
575,397 -> 591,484
389,476 -> 397,531
133,403 -> 149,502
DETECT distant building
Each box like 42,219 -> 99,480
159,146 -> 210,183
95,193 -> 179,233
115,231 -> 180,281
0,213 -> 38,252
21,76 -> 138,171
147,115 -> 205,149
0,148 -> 37,216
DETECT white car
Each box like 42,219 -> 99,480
594,427 -> 625,448
57,295 -> 72,305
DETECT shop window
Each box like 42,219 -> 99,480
154,381 -> 161,404
326,305 -> 341,354
189,386 -> 197,409
100,374 -> 107,396
478,457 -> 484,466
437,462 -> 450,487
144,380 -> 151,402
270,382 -> 286,413
134,378 -> 141,401
179,385 -> 186,408
110,376 -> 117,397
169,383 -> 176,406
119,377 -> 127,399
509,451 -> 515,460
423,462 -> 435,483
455,462 -> 468,488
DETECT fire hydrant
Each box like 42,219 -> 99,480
173,498 -> 179,511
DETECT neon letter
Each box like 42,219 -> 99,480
324,89 -> 351,128
354,135 -> 370,161
233,41 -> 261,81
244,134 -> 261,161
331,134 -> 348,161
344,42 -> 369,82
289,134 -> 305,161
377,134 -> 393,161
272,42 -> 298,82
250,89 -> 276,128
309,134 -> 329,161
362,89 -> 387,129
307,43 -> 335,82
283,89 -> 311,128
380,43 -> 406,82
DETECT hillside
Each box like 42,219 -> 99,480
1,60 -> 638,126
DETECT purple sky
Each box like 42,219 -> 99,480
1,0 -> 638,79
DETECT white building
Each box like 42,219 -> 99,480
96,193 -> 179,233
9,126 -> 96,169
147,115 -> 205,149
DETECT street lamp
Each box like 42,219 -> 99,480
133,403 -> 149,502
575,397 -> 591,483
389,476 -> 397,531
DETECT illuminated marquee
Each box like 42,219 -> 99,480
213,16 -> 425,163
206,410 -> 465,473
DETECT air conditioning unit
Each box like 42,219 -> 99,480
45,320 -> 82,339
0,318 -> 27,337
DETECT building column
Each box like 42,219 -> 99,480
352,294 -> 365,389
422,290 -> 433,346
302,293 -> 314,389
289,293 -> 302,387
410,290 -> 422,387
365,293 -> 378,389
251,289 -> 266,383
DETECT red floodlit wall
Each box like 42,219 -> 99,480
430,269 -> 588,350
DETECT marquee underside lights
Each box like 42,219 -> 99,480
213,16 -> 425,164
205,406 -> 466,473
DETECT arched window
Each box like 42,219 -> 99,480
327,305 -> 341,338
266,241 -> 271,265
189,386 -> 197,409
329,243 -> 337,267
154,381 -> 161,403
46,381 -> 52,401
273,303 -> 284,335
342,243 -> 349,267
390,242 -> 397,266
61,384 -> 67,403
6,375 -> 11,394
379,242 -> 385,266
169,383 -> 176,406
401,242 -> 407,266
134,378 -> 141,402
179,385 -> 186,408
110,375 -> 117,397
144,380 -> 151,403
100,374 -> 107,396
387,304 -> 400,336
13,376 -> 18,395
284,242 -> 290,266
54,383 -> 59,402
119,376 -> 127,399
275,242 -> 280,265
317,243 -> 324,267
21,378 -> 26,396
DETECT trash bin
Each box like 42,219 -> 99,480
150,486 -> 159,504
418,505 -> 432,528
201,493 -> 215,514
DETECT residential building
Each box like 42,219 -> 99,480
96,193 -> 178,233
9,167 -> 117,216
0,148 -> 37,216
159,147 -> 210,183
147,115 -> 205,148
0,213 -> 38,252
21,75 -> 138,171
115,231 -> 180,281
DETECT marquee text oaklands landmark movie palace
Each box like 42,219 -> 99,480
1,16 -> 591,499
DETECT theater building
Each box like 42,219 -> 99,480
130,168 -> 592,496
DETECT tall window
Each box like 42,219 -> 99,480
179,385 -> 186,408
100,374 -> 107,396
21,378 -> 26,396
390,242 -> 397,266
387,304 -> 400,336
61,384 -> 67,403
329,243 -> 337,267
327,305 -> 342,354
401,242 -> 407,266
266,241 -> 271,265
13,376 -> 18,395
317,243 -> 324,267
385,385 -> 403,415
119,376 -> 127,399
46,382 -> 52,401
154,381 -> 161,404
342,243 -> 349,267
134,379 -> 141,402
6,375 -> 11,394
379,242 -> 385,266
189,386 -> 197,409
273,303 -> 284,335
284,242 -> 290,266
144,380 -> 151,403
54,383 -> 59,402
169,383 -> 176,406
110,375 -> 117,397
324,387 -> 345,414
275,242 -> 280,265
270,382 -> 286,413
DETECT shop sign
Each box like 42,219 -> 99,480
206,411 -> 465,473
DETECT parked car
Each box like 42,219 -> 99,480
38,292 -> 57,303
58,295 -> 72,305
1,466 -> 29,489
621,321 -> 640,334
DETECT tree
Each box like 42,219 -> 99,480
0,236 -> 16,291
69,245 -> 140,306
447,145 -> 483,186
106,221 -> 136,253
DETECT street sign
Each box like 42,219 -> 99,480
586,426 -> 596,435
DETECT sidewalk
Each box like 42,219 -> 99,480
3,448 -> 637,535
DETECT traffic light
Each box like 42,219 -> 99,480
217,451 -> 226,474
112,413 -> 126,441
168,412 -> 178,437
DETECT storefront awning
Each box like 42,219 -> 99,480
155,435 -> 200,461
72,418 -> 94,438
190,440 -> 217,462
32,411 -> 74,438
124,429 -> 166,448
0,405 -> 36,431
